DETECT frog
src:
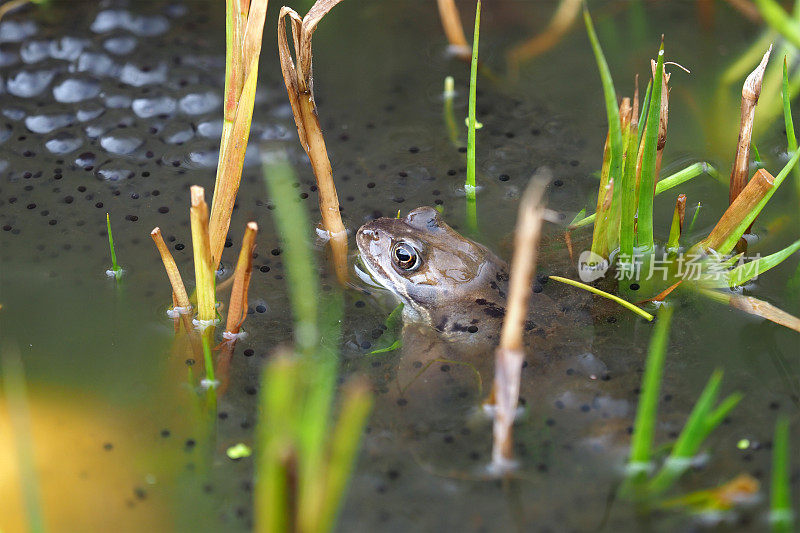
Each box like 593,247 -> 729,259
355,206 -> 636,458
355,206 -> 562,347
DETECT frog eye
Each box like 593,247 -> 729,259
391,242 -> 420,271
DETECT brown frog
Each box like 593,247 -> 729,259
356,206 -> 563,346
355,206 -> 633,457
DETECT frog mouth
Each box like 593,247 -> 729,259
353,254 -> 388,290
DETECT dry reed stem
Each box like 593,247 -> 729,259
506,0 -> 580,74
697,168 -> 774,252
151,227 -> 192,309
436,0 -> 471,59
653,63 -> 670,185
729,45 -> 771,205
0,0 -> 31,21
190,186 -> 216,322
226,222 -> 258,334
278,1 -> 348,284
492,178 -> 547,470
731,295 -> 800,332
675,194 -> 686,232
209,2 -> 268,267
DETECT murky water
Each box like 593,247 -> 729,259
0,1 -> 798,531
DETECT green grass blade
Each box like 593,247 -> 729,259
262,148 -> 319,355
770,415 -> 794,532
465,0 -> 480,199
620,120 -> 639,260
648,370 -> 741,495
443,76 -> 458,145
256,356 -> 298,533
572,162 -> 712,229
756,0 -> 800,48
569,208 -> 587,227
637,43 -> 665,254
714,148 -> 800,255
548,276 -> 654,321
584,6 -> 624,255
727,239 -> 800,287
783,58 -> 797,151
316,382 -> 372,533
1,346 -> 47,533
782,55 -> 800,205
628,305 -> 674,474
687,202 -> 703,234
106,212 -> 121,280
638,79 -> 652,145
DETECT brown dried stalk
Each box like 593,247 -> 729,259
730,295 -> 800,333
150,227 -> 191,310
696,168 -> 774,253
491,178 -> 547,471
506,0 -> 580,74
729,46 -> 771,205
652,61 -> 670,184
209,0 -> 269,268
278,0 -> 348,285
190,186 -> 216,322
226,222 -> 258,334
436,0 -> 471,59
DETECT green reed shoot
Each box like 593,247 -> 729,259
584,7 -> 623,258
636,43 -> 665,255
1,345 -> 46,533
770,415 -> 794,533
687,202 -> 702,234
465,0 -> 480,231
627,305 -> 673,480
106,213 -> 122,281
262,149 -> 319,355
725,238 -> 800,287
258,148 -> 373,533
570,162 -> 714,229
647,369 -> 741,495
443,76 -> 458,145
548,275 -> 653,321
756,0 -> 800,49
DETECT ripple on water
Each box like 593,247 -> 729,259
45,132 -> 82,154
7,70 -> 55,97
25,113 -> 74,134
53,78 -> 100,103
132,96 -> 176,118
100,134 -> 143,155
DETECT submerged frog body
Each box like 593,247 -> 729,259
356,207 -> 635,458
356,206 -> 560,345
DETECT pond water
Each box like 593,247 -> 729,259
0,0 -> 798,531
